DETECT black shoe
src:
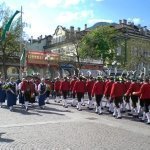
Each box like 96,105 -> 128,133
146,121 -> 150,124
25,108 -> 29,111
116,116 -> 122,119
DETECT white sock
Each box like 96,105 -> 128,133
113,107 -> 117,116
117,108 -> 121,117
146,112 -> 150,123
142,112 -> 146,121
25,101 -> 28,109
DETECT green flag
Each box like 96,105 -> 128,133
1,10 -> 20,41
20,48 -> 26,66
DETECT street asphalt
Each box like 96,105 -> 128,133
0,98 -> 150,150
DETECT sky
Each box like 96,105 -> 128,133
0,0 -> 150,39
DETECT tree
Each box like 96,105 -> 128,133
79,26 -> 119,65
0,4 -> 24,79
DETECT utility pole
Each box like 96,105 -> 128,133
19,6 -> 23,79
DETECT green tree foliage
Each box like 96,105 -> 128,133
79,26 -> 119,65
0,4 -> 24,79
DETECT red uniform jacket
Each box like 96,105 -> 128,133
86,80 -> 95,93
124,81 -> 131,93
110,82 -> 124,98
70,80 -> 77,91
54,80 -> 61,91
134,83 -> 150,100
73,80 -> 85,93
60,81 -> 70,91
104,81 -> 114,96
92,81 -> 105,96
125,82 -> 141,96
21,80 -> 35,93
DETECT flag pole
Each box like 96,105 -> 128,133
19,6 -> 23,79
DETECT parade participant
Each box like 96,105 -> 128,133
70,76 -> 78,107
86,76 -> 95,109
18,78 -> 25,107
6,77 -> 17,111
45,78 -> 51,104
81,76 -> 86,106
54,77 -> 61,103
0,77 -> 6,108
125,78 -> 141,116
60,77 -> 70,108
73,76 -> 86,111
92,76 -> 105,114
110,77 -> 124,119
124,78 -> 131,111
30,78 -> 37,106
120,77 -> 127,112
133,78 -> 150,124
103,76 -> 114,113
38,78 -> 47,109
21,75 -> 33,111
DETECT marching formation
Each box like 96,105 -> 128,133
0,74 -> 150,125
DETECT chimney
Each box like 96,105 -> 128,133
123,19 -> 127,24
70,26 -> 74,33
78,27 -> 81,32
119,20 -> 122,24
85,24 -> 87,30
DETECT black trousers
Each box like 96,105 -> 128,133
88,92 -> 92,101
131,95 -> 138,108
62,91 -> 68,99
143,100 -> 150,113
95,95 -> 103,106
24,91 -> 31,102
72,92 -> 76,99
77,92 -> 84,102
55,90 -> 60,97
114,97 -> 123,108
139,99 -> 144,107
124,95 -> 130,103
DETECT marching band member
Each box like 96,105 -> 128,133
45,78 -> 51,104
6,77 -> 18,111
110,77 -> 124,119
73,76 -> 86,111
125,78 -> 141,116
54,77 -> 61,103
60,77 -> 70,108
104,76 -> 114,113
21,75 -> 33,111
18,78 -> 25,107
30,78 -> 37,106
70,76 -> 78,107
92,76 -> 105,114
133,78 -> 150,124
86,76 -> 95,109
124,78 -> 131,111
0,77 -> 6,108
38,78 -> 47,109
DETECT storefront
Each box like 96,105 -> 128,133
26,51 -> 60,79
